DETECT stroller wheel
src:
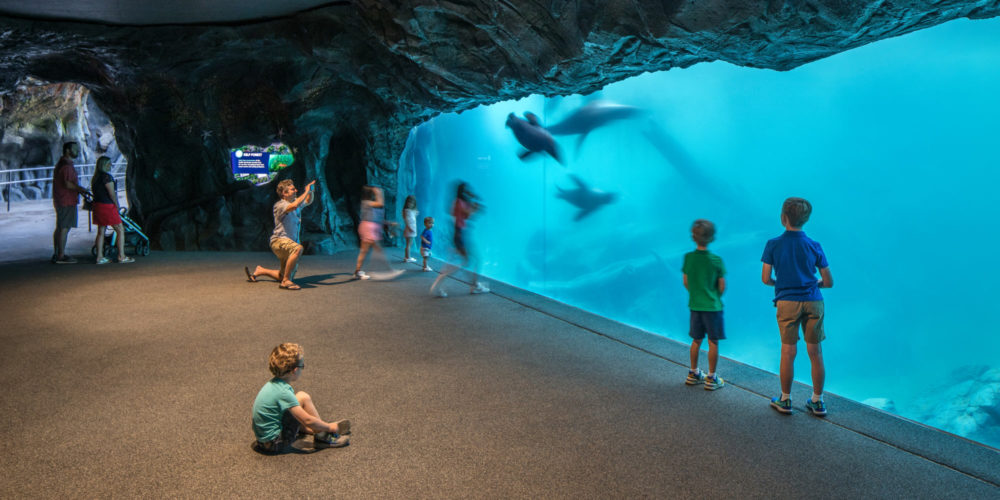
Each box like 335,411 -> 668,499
138,241 -> 150,256
91,245 -> 97,257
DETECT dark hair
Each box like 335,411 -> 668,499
62,142 -> 78,154
691,219 -> 716,246
404,195 -> 416,210
782,197 -> 812,227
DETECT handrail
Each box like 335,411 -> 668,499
2,160 -> 128,211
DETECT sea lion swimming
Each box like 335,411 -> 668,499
546,100 -> 643,155
506,112 -> 563,165
555,174 -> 617,221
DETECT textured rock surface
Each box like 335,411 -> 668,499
0,79 -> 124,202
1,1 -> 998,251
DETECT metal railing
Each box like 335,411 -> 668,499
1,160 -> 127,212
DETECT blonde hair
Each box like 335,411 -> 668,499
268,343 -> 303,377
276,179 -> 295,196
782,197 -> 812,228
96,156 -> 112,173
691,219 -> 716,246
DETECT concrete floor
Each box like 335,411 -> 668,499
0,205 -> 998,498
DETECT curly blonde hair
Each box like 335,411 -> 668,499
268,343 -> 303,377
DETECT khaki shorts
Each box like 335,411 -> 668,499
270,237 -> 302,279
776,300 -> 825,344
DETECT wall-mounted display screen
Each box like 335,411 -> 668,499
230,143 -> 293,184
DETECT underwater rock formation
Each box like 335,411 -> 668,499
915,366 -> 1000,445
1,1 -> 998,251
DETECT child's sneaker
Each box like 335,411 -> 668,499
334,419 -> 351,435
313,431 -> 349,449
422,266 -> 433,272
405,257 -> 418,263
354,270 -> 370,280
704,374 -> 725,391
805,399 -> 828,417
471,283 -> 490,294
770,396 -> 793,414
685,369 -> 705,385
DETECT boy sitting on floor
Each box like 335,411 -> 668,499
252,343 -> 351,452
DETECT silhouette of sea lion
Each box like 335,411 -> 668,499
546,101 -> 643,155
555,174 -> 617,221
506,112 -> 563,165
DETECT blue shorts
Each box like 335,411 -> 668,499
689,310 -> 725,342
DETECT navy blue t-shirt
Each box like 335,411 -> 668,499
421,228 -> 433,249
90,171 -> 117,204
761,231 -> 829,303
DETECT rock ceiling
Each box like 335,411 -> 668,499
0,1 -> 997,251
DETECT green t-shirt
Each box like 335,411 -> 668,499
682,249 -> 726,312
251,378 -> 300,442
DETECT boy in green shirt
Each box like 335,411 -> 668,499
681,219 -> 727,390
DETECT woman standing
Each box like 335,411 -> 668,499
91,156 -> 133,264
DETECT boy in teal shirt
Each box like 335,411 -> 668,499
252,343 -> 351,453
681,219 -> 727,390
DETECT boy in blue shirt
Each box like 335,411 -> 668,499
252,343 -> 351,453
681,219 -> 727,390
761,197 -> 834,416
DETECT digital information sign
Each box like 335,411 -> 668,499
231,150 -> 270,175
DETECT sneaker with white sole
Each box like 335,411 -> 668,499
119,256 -> 135,264
97,257 -> 112,265
471,283 -> 490,294
405,257 -> 418,263
313,431 -> 349,449
704,374 -> 725,391
354,271 -> 370,280
334,419 -> 351,435
770,396 -> 793,414
422,266 -> 432,272
685,369 -> 705,385
805,399 -> 827,417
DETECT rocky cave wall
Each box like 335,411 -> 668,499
1,79 -> 123,202
1,1 -> 997,252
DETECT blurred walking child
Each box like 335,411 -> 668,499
402,195 -> 419,263
761,197 -> 834,416
252,343 -> 351,453
430,182 -> 489,297
354,185 -> 402,280
420,216 -> 434,271
682,219 -> 726,390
